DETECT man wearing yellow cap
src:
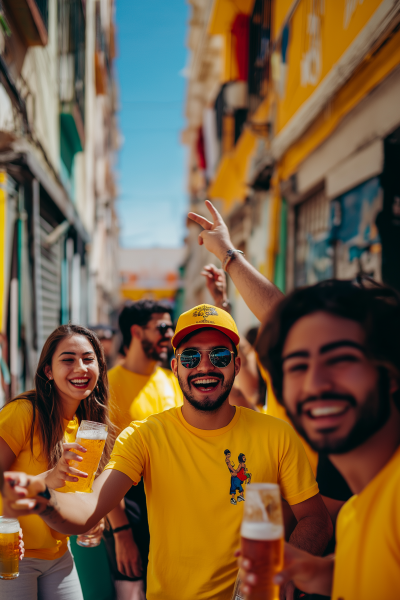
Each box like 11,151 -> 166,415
8,306 -> 332,600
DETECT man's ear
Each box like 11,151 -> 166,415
234,356 -> 241,377
389,375 -> 399,395
171,357 -> 178,377
130,324 -> 142,341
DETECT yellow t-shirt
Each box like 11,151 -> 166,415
105,406 -> 319,600
332,446 -> 400,600
258,363 -> 319,475
0,399 -> 79,560
108,364 -> 182,432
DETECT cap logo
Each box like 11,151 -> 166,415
192,305 -> 218,318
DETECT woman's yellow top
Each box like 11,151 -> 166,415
0,399 -> 79,559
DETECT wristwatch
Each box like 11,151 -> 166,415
38,485 -> 51,500
222,249 -> 244,272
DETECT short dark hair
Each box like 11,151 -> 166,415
119,299 -> 172,348
238,453 -> 245,462
256,278 -> 400,404
224,449 -> 231,455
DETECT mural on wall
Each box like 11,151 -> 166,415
331,177 -> 383,280
295,177 -> 382,287
295,189 -> 333,287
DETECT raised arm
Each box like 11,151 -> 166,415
5,468 -> 132,535
188,200 -> 283,323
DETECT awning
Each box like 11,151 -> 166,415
208,97 -> 270,211
208,128 -> 257,211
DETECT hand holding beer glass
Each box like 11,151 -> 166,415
64,421 -> 108,494
0,517 -> 20,580
239,483 -> 284,600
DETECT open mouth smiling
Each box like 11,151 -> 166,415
68,378 -> 90,389
305,404 -> 349,418
190,377 -> 221,392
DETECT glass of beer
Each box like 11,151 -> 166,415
77,519 -> 104,548
240,483 -> 284,600
64,420 -> 108,493
0,517 -> 20,580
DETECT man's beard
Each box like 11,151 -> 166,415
177,371 -> 235,413
286,378 -> 391,454
141,338 -> 168,362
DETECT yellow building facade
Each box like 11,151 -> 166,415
183,0 -> 400,308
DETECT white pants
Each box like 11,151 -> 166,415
0,549 -> 84,600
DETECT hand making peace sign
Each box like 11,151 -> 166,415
188,200 -> 233,263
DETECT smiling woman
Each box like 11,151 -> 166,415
0,324 -> 115,600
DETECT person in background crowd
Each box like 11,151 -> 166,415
239,279 -> 400,600
201,264 -> 266,409
8,306 -> 333,600
89,324 -> 117,369
0,324 -> 114,600
105,299 -> 182,600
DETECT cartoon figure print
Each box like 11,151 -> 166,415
224,449 -> 252,505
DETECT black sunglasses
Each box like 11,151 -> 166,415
177,347 -> 235,369
156,322 -> 174,336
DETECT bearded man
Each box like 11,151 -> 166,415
6,305 -> 332,600
106,300 -> 182,600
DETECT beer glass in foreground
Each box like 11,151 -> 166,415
240,483 -> 284,600
0,517 -> 19,580
64,420 -> 108,493
77,519 -> 104,548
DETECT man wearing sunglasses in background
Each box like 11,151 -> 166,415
10,305 -> 332,600
105,300 -> 183,600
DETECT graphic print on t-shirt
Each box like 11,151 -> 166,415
224,449 -> 252,505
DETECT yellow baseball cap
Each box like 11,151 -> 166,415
172,304 -> 240,352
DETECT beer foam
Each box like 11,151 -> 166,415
241,522 -> 283,541
0,518 -> 20,534
77,430 -> 107,441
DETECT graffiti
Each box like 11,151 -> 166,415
344,0 -> 365,30
300,1 -> 324,87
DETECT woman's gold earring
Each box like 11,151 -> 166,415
45,379 -> 53,396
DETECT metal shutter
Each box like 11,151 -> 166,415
39,217 -> 62,342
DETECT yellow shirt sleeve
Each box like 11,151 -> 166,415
0,400 -> 32,456
276,419 -> 319,505
105,423 -> 147,485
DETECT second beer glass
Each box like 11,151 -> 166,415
0,517 -> 20,580
240,483 -> 284,600
65,420 -> 108,493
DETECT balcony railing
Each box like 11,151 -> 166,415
58,0 -> 86,126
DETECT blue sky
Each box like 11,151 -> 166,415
115,0 -> 189,248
